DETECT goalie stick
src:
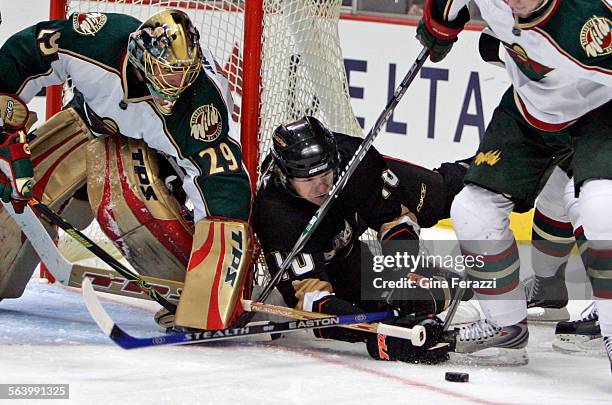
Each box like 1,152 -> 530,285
7,198 -> 179,313
239,47 -> 431,327
81,277 -> 428,349
4,200 -> 185,301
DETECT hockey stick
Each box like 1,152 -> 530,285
82,277 -> 427,349
4,198 -> 434,340
11,195 -> 455,345
239,47 -> 430,326
24,197 -> 178,313
244,301 -> 426,344
7,199 -> 424,340
442,274 -> 468,332
6,197 -> 427,341
3,200 -> 186,302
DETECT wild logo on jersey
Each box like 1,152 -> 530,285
190,104 -> 222,142
503,43 -> 553,81
86,107 -> 122,137
72,13 -> 107,36
580,16 -> 612,57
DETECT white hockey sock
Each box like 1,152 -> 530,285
477,284 -> 527,327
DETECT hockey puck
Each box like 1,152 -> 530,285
445,372 -> 469,382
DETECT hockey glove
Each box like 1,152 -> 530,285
435,155 -> 473,218
0,134 -> 33,213
416,0 -> 470,62
379,209 -> 421,283
0,94 -> 34,213
292,278 -> 333,310
366,314 -> 450,364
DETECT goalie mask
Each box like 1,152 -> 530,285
128,9 -> 203,115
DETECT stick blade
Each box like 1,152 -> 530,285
81,277 -> 115,336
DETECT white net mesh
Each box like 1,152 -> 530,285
258,0 -> 363,159
55,0 -> 370,274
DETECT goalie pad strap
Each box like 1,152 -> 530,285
175,218 -> 251,330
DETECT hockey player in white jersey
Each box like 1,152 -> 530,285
0,10 -> 252,332
416,0 -> 612,371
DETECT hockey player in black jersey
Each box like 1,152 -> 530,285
253,116 -> 472,363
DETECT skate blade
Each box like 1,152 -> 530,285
527,307 -> 570,322
552,334 -> 605,357
450,348 -> 529,366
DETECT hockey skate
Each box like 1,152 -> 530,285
552,302 -> 603,355
524,267 -> 570,322
450,319 -> 529,366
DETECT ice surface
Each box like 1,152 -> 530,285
0,2 -> 610,403
1,277 -> 610,405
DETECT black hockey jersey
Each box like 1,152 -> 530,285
253,132 -> 466,308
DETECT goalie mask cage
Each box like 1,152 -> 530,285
46,0 -> 365,283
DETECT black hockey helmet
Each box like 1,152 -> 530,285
271,116 -> 339,180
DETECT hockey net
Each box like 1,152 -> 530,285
48,0 -> 366,282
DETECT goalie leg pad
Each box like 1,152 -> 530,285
29,108 -> 93,205
175,219 -> 251,330
0,206 -> 57,299
86,137 -> 193,281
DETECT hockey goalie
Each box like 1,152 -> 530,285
0,10 -> 252,331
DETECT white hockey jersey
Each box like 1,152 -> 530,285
443,0 -> 611,130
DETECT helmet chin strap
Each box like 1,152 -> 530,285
275,167 -> 302,199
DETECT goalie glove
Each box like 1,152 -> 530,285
0,95 -> 33,214
0,137 -> 33,213
366,313 -> 450,364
